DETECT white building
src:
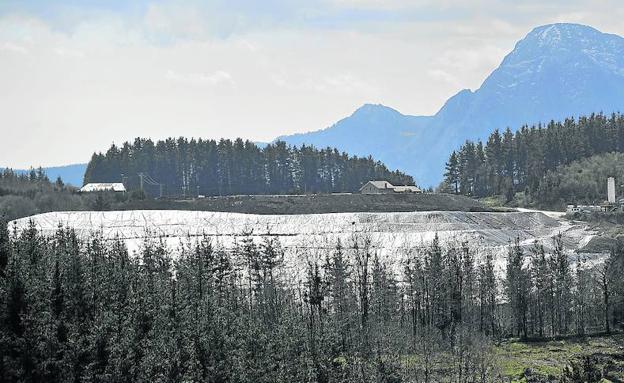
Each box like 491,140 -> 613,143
565,205 -> 601,214
359,180 -> 421,194
607,177 -> 616,203
80,183 -> 126,193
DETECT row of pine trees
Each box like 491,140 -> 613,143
443,113 -> 624,202
0,169 -> 84,221
1,220 -> 622,382
84,138 -> 414,197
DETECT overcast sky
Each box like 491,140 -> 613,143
2,0 -> 624,168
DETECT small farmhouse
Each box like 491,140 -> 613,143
359,181 -> 421,194
80,183 -> 126,193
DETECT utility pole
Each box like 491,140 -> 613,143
139,173 -> 144,192
120,173 -> 127,194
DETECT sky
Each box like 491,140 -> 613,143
2,0 -> 624,168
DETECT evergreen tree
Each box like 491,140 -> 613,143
505,238 -> 529,339
551,234 -> 573,335
444,151 -> 460,194
0,220 -> 622,381
444,112 -> 624,207
478,251 -> 497,336
85,139 -> 414,197
0,219 -> 9,276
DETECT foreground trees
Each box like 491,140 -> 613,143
0,221 -> 623,382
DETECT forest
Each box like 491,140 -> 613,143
0,169 -> 145,221
84,139 -> 414,197
1,220 -> 622,382
0,168 -> 87,221
534,152 -> 624,208
0,167 -> 471,221
442,113 -> 624,207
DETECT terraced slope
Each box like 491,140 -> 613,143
12,210 -> 599,280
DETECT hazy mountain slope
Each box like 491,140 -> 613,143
1,164 -> 87,186
451,23 -> 624,137
278,104 -> 432,177
278,23 -> 624,186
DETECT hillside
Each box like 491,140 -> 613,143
535,152 -> 624,209
113,192 -> 489,215
279,23 -> 624,186
0,168 -> 89,220
0,166 -> 486,220
85,138 -> 414,197
1,164 -> 87,187
442,113 -> 624,206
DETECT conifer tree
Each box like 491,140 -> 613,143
0,219 -> 9,276
478,251 -> 497,336
85,138 -> 414,197
445,112 -> 624,207
444,151 -> 460,194
505,238 -> 529,339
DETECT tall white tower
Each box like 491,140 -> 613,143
607,177 -> 616,203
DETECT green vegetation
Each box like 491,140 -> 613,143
84,138 -> 414,197
443,113 -> 624,208
495,335 -> 624,382
535,152 -> 624,209
0,167 -> 487,221
1,220 -> 622,382
483,152 -> 624,211
407,335 -> 624,381
0,169 -> 145,221
0,168 -> 85,221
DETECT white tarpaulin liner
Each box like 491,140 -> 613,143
10,209 -> 600,279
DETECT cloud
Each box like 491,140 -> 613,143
142,1 -> 319,40
0,41 -> 27,53
326,0 -> 439,11
54,47 -> 84,58
2,0 -> 624,168
273,72 -> 377,95
428,69 -> 459,87
314,73 -> 377,93
166,69 -> 235,86
144,2 -> 214,40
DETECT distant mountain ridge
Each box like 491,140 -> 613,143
1,164 -> 87,187
278,23 -> 624,186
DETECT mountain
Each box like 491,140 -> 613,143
43,164 -> 88,186
280,104 -> 434,182
278,23 -> 624,186
1,164 -> 87,186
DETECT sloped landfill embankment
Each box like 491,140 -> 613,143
11,209 -> 600,279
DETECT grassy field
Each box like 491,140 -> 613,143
496,334 -> 624,382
